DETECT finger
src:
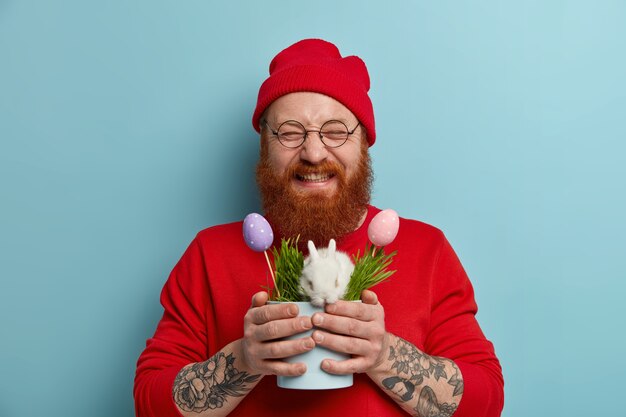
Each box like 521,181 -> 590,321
361,289 -> 379,305
324,300 -> 378,321
320,357 -> 368,375
311,330 -> 371,356
249,302 -> 299,325
311,313 -> 385,339
256,337 -> 315,359
312,313 -> 368,338
250,291 -> 269,308
262,360 -> 307,377
254,316 -> 313,341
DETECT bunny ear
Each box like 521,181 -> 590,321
328,239 -> 336,254
308,240 -> 319,260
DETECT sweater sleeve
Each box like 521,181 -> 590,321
424,235 -> 504,417
134,238 -> 211,417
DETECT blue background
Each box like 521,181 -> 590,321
1,1 -> 625,416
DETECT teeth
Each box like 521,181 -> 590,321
298,173 -> 332,182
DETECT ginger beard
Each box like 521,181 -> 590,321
256,140 -> 373,248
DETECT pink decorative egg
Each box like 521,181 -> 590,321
243,213 -> 274,252
368,209 -> 399,247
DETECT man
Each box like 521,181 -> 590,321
134,39 -> 504,417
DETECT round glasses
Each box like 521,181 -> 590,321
263,119 -> 361,148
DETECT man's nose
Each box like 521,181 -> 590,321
299,132 -> 328,164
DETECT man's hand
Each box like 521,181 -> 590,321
310,289 -> 390,374
241,291 -> 315,376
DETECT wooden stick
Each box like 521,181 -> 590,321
264,250 -> 280,298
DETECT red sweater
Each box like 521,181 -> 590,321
134,206 -> 504,416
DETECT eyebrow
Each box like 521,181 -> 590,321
270,117 -> 355,126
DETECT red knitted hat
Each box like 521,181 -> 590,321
252,39 -> 376,146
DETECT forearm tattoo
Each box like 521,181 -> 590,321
173,352 -> 261,413
415,386 -> 458,417
382,337 -> 464,417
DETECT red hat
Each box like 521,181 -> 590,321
252,39 -> 376,146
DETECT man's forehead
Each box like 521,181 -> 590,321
265,92 -> 357,125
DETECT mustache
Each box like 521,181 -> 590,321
286,160 -> 345,179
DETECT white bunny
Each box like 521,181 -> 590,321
300,239 -> 354,307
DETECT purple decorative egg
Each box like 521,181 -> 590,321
368,209 -> 400,247
243,213 -> 274,252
